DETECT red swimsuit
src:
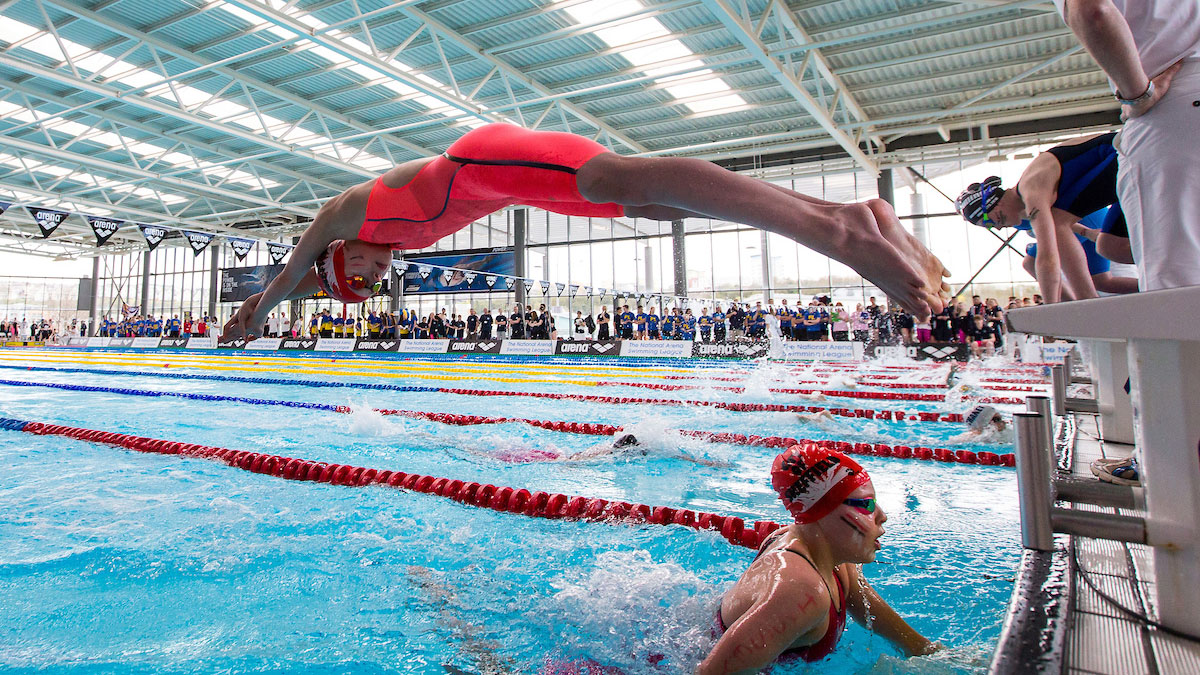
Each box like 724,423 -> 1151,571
359,124 -> 625,250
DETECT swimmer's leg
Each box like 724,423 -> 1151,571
577,153 -> 947,317
1091,272 -> 1139,294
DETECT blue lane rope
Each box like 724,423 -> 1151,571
0,417 -> 30,431
0,363 -> 440,394
0,378 -> 346,412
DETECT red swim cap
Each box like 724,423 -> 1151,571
313,240 -> 374,304
771,444 -> 871,524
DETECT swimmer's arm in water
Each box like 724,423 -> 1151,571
696,575 -> 829,675
843,564 -> 940,657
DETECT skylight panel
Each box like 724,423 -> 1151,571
0,15 -> 41,44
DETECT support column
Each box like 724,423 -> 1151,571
877,168 -> 895,206
671,219 -> 687,299
288,237 -> 302,335
910,192 -> 929,248
514,208 -> 527,308
760,231 -> 771,301
89,255 -> 101,336
140,250 -> 152,316
208,245 -> 219,320
390,251 -> 403,313
1091,340 -> 1134,444
1129,339 -> 1200,635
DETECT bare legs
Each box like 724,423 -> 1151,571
1092,272 -> 1139,294
578,153 -> 948,316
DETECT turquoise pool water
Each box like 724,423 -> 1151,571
0,350 -> 1022,674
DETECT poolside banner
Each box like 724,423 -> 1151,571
776,342 -> 864,361
220,264 -> 285,302
867,342 -> 968,362
279,338 -> 317,351
183,230 -> 214,256
108,337 -> 134,347
449,339 -> 502,354
399,339 -> 450,354
693,341 -> 771,359
87,337 -> 111,348
267,242 -> 292,265
621,340 -> 694,358
1037,343 -> 1077,363
131,337 -> 160,349
316,338 -> 357,352
139,224 -> 167,251
186,336 -> 216,349
500,339 -> 555,356
85,216 -> 124,246
354,338 -> 399,352
556,340 -> 619,357
402,247 -> 515,294
244,338 -> 282,351
228,238 -> 256,261
158,337 -> 188,348
217,337 -> 248,349
67,337 -> 89,346
26,206 -> 70,237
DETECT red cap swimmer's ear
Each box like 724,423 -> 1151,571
314,240 -> 372,304
771,444 -> 871,524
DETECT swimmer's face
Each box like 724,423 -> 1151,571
825,481 -> 886,564
985,190 -> 1022,228
342,240 -> 393,285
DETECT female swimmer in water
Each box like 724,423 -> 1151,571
222,124 -> 948,340
698,444 -> 939,673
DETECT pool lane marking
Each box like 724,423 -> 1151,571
0,415 -> 778,550
0,376 -> 1013,464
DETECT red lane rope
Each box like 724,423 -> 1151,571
16,419 -> 784,550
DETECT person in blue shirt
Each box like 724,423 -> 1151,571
1021,207 -> 1138,299
803,304 -> 822,341
332,314 -> 344,337
634,305 -> 648,340
818,304 -> 831,341
618,305 -> 635,340
367,310 -> 381,337
661,311 -> 676,340
168,315 -> 181,337
681,309 -> 697,341
646,309 -> 660,340
777,299 -> 793,340
711,305 -> 726,342
698,308 -> 712,342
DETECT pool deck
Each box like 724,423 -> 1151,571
994,407 -> 1200,675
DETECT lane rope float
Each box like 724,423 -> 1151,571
0,416 -> 784,550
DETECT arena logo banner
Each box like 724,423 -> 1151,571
693,341 -> 771,359
67,337 -> 89,346
217,337 -> 248,349
267,242 -> 292,265
402,247 -> 516,295
131,337 -> 161,349
777,342 -> 864,361
619,340 -> 694,358
85,216 -> 124,246
523,279 -> 534,295
139,224 -> 167,251
867,343 -> 968,362
399,339 -> 450,354
449,340 -> 502,354
244,338 -> 281,351
108,337 -> 135,347
26,206 -> 70,237
556,340 -> 620,357
186,336 -> 216,349
279,338 -> 317,351
354,338 -> 399,352
220,264 -> 285,302
183,230 -> 214,256
87,337 -> 111,348
228,238 -> 256,261
158,337 -> 188,348
500,339 -> 555,356
316,337 -> 357,352
503,277 -> 516,290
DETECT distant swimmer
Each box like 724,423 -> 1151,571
698,445 -> 939,672
795,410 -> 835,424
222,124 -> 949,340
568,433 -> 730,468
964,405 -> 1006,435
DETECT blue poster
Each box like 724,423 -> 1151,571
402,247 -> 515,294
220,264 -> 285,302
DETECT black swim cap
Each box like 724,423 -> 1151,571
955,176 -> 1004,226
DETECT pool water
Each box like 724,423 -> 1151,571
0,349 -> 1027,674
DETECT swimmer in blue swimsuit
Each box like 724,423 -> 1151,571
956,133 -> 1137,303
1022,207 -> 1137,299
699,445 -> 939,672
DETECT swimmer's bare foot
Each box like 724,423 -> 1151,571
829,202 -> 930,316
866,198 -> 951,319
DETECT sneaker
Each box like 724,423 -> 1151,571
1090,457 -> 1140,486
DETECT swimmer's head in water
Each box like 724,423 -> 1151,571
314,240 -> 391,303
966,404 -> 1004,431
955,176 -> 1004,227
771,444 -> 871,524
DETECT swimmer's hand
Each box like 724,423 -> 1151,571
221,293 -> 262,341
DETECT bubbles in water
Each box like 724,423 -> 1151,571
346,403 -> 388,436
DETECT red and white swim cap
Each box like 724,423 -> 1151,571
771,444 -> 871,523
313,240 -> 374,304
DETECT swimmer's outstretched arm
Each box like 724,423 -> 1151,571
843,564 -> 940,657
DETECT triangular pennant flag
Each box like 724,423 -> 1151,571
539,280 -> 550,295
570,285 -> 580,298
555,283 -> 565,296
183,230 -> 214,256
442,269 -> 454,284
229,237 -> 256,261
418,265 -> 432,279
0,201 -> 10,216
485,275 -> 498,288
26,206 -> 70,238
139,224 -> 167,251
503,276 -> 515,290
267,241 -> 292,265
464,272 -> 477,284
523,279 -> 534,294
85,215 -> 124,246
392,260 -> 409,273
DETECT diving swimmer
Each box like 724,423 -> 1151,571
698,444 -> 939,673
222,124 -> 949,339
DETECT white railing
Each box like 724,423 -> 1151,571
1007,285 -> 1200,636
